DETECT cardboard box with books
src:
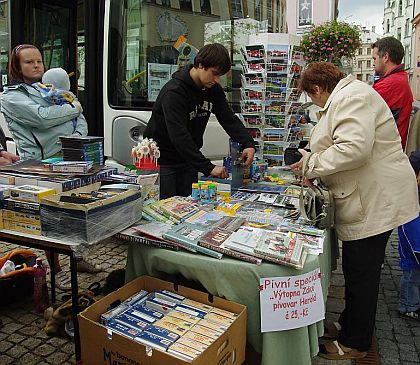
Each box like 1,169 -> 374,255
78,276 -> 247,365
40,182 -> 142,244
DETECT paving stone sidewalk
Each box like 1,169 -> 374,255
0,230 -> 419,365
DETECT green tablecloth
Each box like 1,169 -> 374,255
125,229 -> 338,365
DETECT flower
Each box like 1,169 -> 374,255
300,21 -> 361,64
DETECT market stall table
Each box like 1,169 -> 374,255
125,228 -> 338,365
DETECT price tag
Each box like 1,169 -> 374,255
259,268 -> 325,332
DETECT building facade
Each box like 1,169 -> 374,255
383,0 -> 414,82
286,0 -> 338,35
352,27 -> 382,84
411,1 -> 420,100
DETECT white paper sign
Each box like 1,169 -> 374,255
259,268 -> 325,332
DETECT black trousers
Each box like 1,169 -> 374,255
159,163 -> 198,199
338,229 -> 392,351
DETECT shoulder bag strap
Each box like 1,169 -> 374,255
298,152 -> 327,223
299,152 -> 313,222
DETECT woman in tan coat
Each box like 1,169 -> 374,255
292,62 -> 419,360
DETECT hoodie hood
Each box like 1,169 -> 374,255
172,64 -> 202,91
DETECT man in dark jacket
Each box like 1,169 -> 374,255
144,43 -> 255,198
372,37 -> 413,149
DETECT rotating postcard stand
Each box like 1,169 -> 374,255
239,34 -> 307,168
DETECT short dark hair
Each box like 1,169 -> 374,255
9,44 -> 40,83
372,37 -> 404,65
194,43 -> 231,75
298,62 -> 344,94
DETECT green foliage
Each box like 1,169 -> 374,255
300,21 -> 361,64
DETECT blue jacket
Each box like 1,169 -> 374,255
398,214 -> 420,271
0,83 -> 88,160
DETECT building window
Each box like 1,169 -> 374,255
405,18 -> 410,37
386,19 -> 390,33
366,60 -> 371,68
179,0 -> 192,11
255,0 -> 261,21
397,27 -> 402,41
268,0 -> 272,28
298,0 -> 312,27
161,0 -> 171,7
358,48 -> 363,55
358,60 -> 363,69
367,47 -> 371,55
200,0 -> 211,14
405,45 -> 410,66
231,0 -> 243,18
398,0 -> 402,16
356,74 -> 363,80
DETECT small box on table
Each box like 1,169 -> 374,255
40,182 -> 142,244
78,275 -> 246,365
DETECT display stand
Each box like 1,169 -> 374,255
239,34 -> 306,167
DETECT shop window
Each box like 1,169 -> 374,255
179,0 -> 192,11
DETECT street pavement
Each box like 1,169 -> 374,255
0,230 -> 418,365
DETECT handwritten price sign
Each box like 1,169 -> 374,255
259,268 -> 325,332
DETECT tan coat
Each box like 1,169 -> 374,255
303,75 -> 419,241
405,109 -> 420,157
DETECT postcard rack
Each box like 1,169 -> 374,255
239,41 -> 306,166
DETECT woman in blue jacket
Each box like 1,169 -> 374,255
0,44 -> 88,160
0,44 -> 97,287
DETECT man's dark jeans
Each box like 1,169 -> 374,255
159,163 -> 198,199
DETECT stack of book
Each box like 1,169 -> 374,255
145,197 -> 203,224
60,136 -> 104,165
3,185 -> 56,235
49,161 -> 93,174
101,288 -> 238,362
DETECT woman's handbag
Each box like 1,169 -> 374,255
299,154 -> 335,229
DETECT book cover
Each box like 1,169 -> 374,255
106,319 -> 142,339
157,197 -> 200,223
223,227 -> 264,256
168,342 -> 201,361
163,223 -> 223,259
142,204 -> 174,224
211,216 -> 245,232
134,331 -> 174,351
129,220 -> 173,240
50,161 -> 93,174
198,227 -> 262,265
182,330 -> 214,346
256,248 -> 308,270
115,227 -> 179,251
9,185 -> 56,203
144,324 -> 180,342
254,230 -> 303,265
176,337 -> 208,352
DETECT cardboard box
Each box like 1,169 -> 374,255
40,183 -> 142,244
79,276 -> 247,365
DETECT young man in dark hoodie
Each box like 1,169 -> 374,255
144,43 -> 255,199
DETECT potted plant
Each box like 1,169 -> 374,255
300,21 -> 361,65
